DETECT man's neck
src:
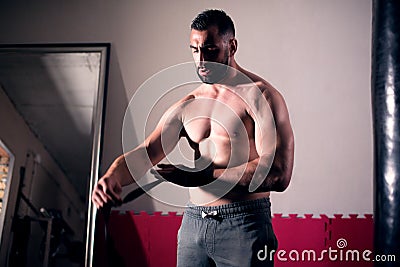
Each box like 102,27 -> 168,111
216,60 -> 253,87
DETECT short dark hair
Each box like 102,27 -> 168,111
191,9 -> 235,37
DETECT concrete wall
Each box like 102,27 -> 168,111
0,0 -> 372,221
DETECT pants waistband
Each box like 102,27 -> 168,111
184,197 -> 271,219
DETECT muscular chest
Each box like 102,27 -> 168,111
182,94 -> 254,143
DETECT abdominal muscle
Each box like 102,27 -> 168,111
189,133 -> 270,206
194,191 -> 270,207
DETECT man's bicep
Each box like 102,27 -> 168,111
270,93 -> 294,188
144,99 -> 186,164
252,95 -> 277,160
257,91 -> 293,171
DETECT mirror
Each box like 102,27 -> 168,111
0,44 -> 109,267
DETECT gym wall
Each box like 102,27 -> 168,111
0,0 -> 372,216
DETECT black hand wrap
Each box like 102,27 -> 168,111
157,164 -> 215,187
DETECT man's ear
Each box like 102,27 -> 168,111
229,38 -> 238,57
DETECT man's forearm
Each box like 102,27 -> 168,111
212,156 -> 283,192
106,146 -> 155,186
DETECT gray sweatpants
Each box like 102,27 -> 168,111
177,198 -> 278,267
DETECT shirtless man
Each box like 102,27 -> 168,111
92,9 -> 294,267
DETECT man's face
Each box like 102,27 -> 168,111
190,26 -> 231,84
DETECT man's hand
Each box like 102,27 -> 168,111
92,175 -> 123,209
150,163 -> 214,187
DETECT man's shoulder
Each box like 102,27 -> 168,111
239,68 -> 275,92
238,72 -> 279,100
240,69 -> 288,112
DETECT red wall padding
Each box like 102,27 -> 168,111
94,212 -> 373,267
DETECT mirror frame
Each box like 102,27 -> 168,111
0,43 -> 110,267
